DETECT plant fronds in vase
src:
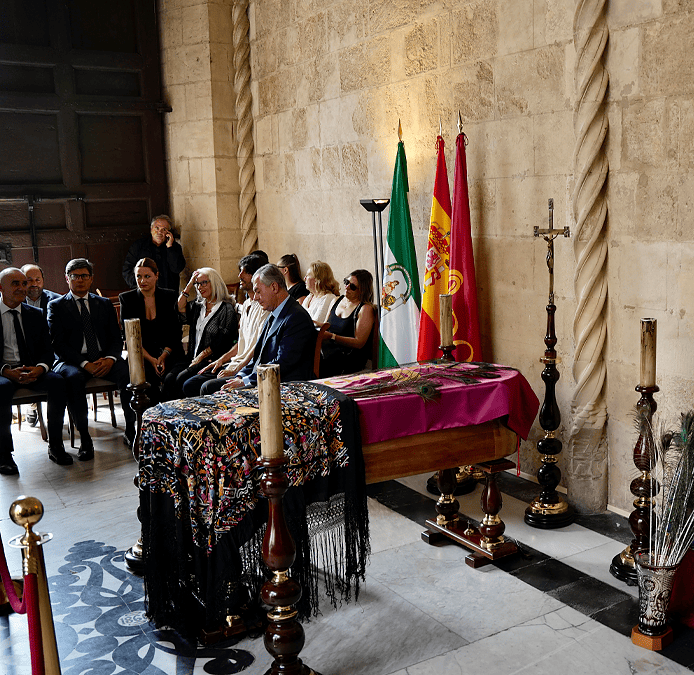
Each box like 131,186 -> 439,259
645,410 -> 694,567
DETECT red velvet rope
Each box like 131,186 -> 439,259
0,535 -> 26,614
23,573 -> 45,675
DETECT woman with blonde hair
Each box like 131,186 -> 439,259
302,260 -> 340,325
162,267 -> 238,399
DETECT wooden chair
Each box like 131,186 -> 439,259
13,388 -> 48,442
313,323 -> 330,379
67,378 -> 118,448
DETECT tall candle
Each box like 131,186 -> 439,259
124,319 -> 146,386
257,365 -> 284,459
640,318 -> 657,388
440,294 -> 453,346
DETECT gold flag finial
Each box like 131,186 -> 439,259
439,116 -> 442,137
457,110 -> 463,134
398,119 -> 403,142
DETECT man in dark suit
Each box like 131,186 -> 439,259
200,264 -> 315,394
21,264 -> 61,313
0,267 -> 70,475
48,258 -> 135,460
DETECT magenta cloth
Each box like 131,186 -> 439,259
318,361 -> 539,445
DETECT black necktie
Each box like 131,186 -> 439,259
9,310 -> 30,365
259,315 -> 275,356
78,298 -> 100,362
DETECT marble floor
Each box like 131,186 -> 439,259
1,402 -> 693,675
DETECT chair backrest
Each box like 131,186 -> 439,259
313,323 -> 330,379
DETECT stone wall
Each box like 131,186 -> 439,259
158,0 -> 243,281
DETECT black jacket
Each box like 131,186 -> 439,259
122,235 -> 186,293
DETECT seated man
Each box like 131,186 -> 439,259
21,263 -> 61,313
122,215 -> 186,293
201,264 -> 315,394
0,267 -> 70,475
186,253 -> 270,395
48,259 -> 136,459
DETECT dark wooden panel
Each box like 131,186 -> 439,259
87,241 -> 133,291
78,114 -> 145,183
0,112 -> 62,184
74,68 -> 141,97
84,199 -> 148,227
0,0 -> 50,47
0,64 -> 55,93
68,0 -> 137,53
0,200 -> 66,231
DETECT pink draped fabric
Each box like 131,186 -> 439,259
319,362 -> 539,445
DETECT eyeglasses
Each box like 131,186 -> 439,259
194,280 -> 210,287
343,278 -> 358,292
69,273 -> 92,280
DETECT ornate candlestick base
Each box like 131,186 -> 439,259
124,381 -> 150,576
260,456 -> 322,675
610,385 -> 659,586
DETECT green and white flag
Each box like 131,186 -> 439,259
379,140 -> 421,368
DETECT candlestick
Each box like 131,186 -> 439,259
257,365 -> 284,459
440,294 -> 453,347
640,319 -> 657,388
124,319 -> 146,386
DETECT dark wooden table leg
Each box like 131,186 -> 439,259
422,460 -> 519,567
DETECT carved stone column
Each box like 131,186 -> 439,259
233,0 -> 258,255
568,0 -> 610,513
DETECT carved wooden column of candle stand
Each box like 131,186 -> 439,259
525,199 -> 574,529
427,294 -> 478,497
610,319 -> 659,585
122,319 -> 151,574
257,365 -> 321,675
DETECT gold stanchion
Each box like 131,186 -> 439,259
9,496 -> 62,674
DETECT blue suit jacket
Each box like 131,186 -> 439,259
0,303 -> 54,369
239,295 -> 316,387
47,292 -> 123,367
21,289 -> 61,315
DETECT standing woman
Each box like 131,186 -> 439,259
277,253 -> 308,303
321,269 -> 376,377
119,258 -> 183,405
162,267 -> 238,400
302,260 -> 340,325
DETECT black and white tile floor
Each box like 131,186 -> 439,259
1,404 -> 692,674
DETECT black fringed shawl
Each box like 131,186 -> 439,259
139,381 -> 370,639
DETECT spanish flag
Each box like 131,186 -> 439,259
449,131 -> 481,362
417,136 -> 451,361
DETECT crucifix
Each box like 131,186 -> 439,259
525,198 -> 574,529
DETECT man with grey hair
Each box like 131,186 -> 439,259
122,214 -> 186,292
201,263 -> 315,393
48,258 -> 136,458
0,267 -> 70,474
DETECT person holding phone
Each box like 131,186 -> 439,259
122,215 -> 186,293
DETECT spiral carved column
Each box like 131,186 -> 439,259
233,0 -> 258,255
568,0 -> 610,513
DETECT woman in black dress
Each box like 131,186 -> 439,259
162,267 -> 238,399
119,257 -> 183,405
321,269 -> 376,377
277,253 -> 308,303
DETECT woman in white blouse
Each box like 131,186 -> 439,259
301,261 -> 340,325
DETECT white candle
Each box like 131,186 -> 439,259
640,318 -> 657,388
440,294 -> 453,346
257,365 -> 283,459
124,319 -> 146,386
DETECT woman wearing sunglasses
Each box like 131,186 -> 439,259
321,269 -> 376,377
162,267 -> 238,400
